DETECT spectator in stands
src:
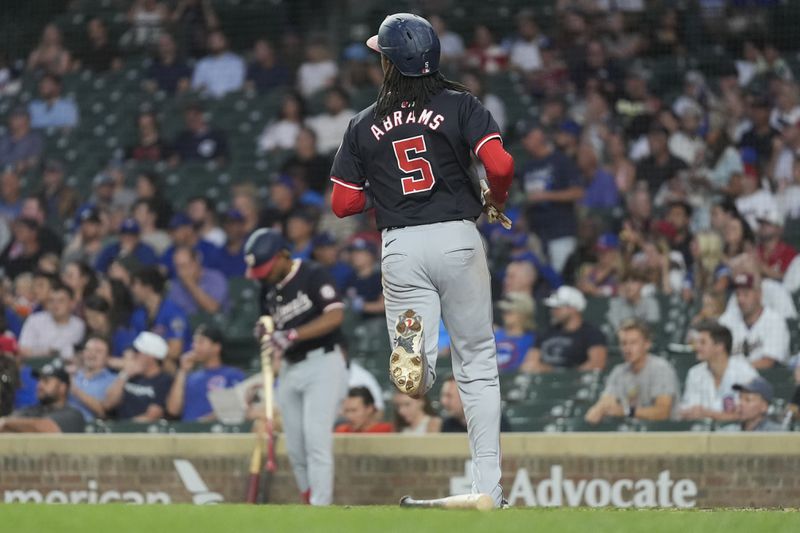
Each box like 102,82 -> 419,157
440,374 -> 511,432
297,39 -> 338,98
347,359 -> 385,417
756,208 -> 796,280
29,270 -> 56,315
281,127 -> 330,195
722,213 -> 755,261
187,195 -> 225,247
578,143 -> 618,210
68,335 -> 116,422
257,92 -> 305,153
170,102 -> 229,165
335,387 -> 393,433
131,199 -> 171,255
669,105 -> 706,167
306,87 -> 355,154
1,218 -> 44,280
577,233 -> 622,298
311,232 -> 353,291
585,320 -> 680,425
94,218 -> 159,274
11,273 -> 34,321
38,159 -> 78,226
18,283 -> 85,360
191,30 -> 245,98
0,361 -> 84,433
246,39 -> 290,94
26,23 -> 72,76
104,331 -> 173,421
681,321 -> 758,422
284,207 -> 316,260
520,123 -> 584,273
0,107 -> 42,173
0,337 -> 19,416
161,212 -> 221,278
76,18 -> 122,72
635,125 -> 688,196
62,206 -> 106,266
125,0 -> 169,50
83,294 -> 135,362
28,74 -> 78,130
167,245 -> 228,316
127,112 -> 171,162
571,39 -> 623,96
429,15 -> 465,63
733,377 -> 783,432
664,200 -> 694,268
171,0 -> 219,58
393,393 -> 442,434
230,183 -> 260,234
61,260 -> 97,318
685,230 -> 729,298
719,273 -> 789,369
739,95 -> 778,165
135,172 -> 173,228
689,291 -> 726,329
343,238 -> 383,319
507,10 -> 545,74
0,169 -> 23,221
494,292 -> 536,374
460,71 -> 507,134
144,33 -> 192,94
216,209 -> 247,278
464,24 -> 507,74
607,269 -> 661,331
166,324 -> 244,421
522,286 -> 607,373
129,267 -> 191,369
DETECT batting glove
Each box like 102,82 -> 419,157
270,329 -> 299,351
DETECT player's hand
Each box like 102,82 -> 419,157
269,329 -> 298,352
482,187 -> 506,213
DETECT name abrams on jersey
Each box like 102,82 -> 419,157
370,107 -> 445,141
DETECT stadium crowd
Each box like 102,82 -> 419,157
1,0 -> 800,434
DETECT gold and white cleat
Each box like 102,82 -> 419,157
389,309 -> 427,398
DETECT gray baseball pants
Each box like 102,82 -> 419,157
277,346 -> 348,505
381,219 -> 503,505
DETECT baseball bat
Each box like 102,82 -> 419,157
258,316 -> 277,502
399,493 -> 495,511
245,439 -> 263,503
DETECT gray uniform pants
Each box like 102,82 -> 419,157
277,347 -> 348,506
381,219 -> 503,504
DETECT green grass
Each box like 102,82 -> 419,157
3,504 -> 800,533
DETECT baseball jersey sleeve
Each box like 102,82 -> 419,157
460,94 -> 502,155
330,120 -> 366,191
309,266 -> 345,314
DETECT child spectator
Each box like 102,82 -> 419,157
494,292 -> 536,374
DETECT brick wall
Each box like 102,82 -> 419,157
1,434 -> 799,507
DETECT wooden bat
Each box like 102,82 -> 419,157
258,316 -> 277,502
245,438 -> 263,503
399,493 -> 495,511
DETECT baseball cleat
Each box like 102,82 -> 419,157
389,309 -> 426,398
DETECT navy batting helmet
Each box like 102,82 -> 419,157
244,228 -> 289,279
366,13 -> 440,77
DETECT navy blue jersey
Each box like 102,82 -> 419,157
259,260 -> 345,362
331,90 -> 501,229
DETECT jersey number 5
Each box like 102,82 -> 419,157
392,135 -> 436,195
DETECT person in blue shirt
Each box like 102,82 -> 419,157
28,74 -> 79,130
343,238 -> 384,318
216,208 -> 247,278
166,324 -> 245,422
520,122 -> 584,274
161,212 -> 222,279
94,218 -> 159,274
68,335 -> 116,422
129,266 -> 191,373
494,292 -> 537,373
311,232 -> 354,291
286,207 -> 317,260
167,245 -> 228,316
83,294 -> 136,361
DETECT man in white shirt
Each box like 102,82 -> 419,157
735,170 -> 779,231
507,12 -> 543,73
305,88 -> 356,154
719,273 -> 789,369
18,283 -> 86,360
681,321 -> 758,421
724,253 -> 796,319
191,31 -> 245,98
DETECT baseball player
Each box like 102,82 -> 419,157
330,13 -> 514,506
244,228 -> 348,506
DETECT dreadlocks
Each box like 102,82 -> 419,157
374,63 -> 469,120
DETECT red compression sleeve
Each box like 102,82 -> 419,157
331,179 -> 366,218
477,138 -> 514,204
